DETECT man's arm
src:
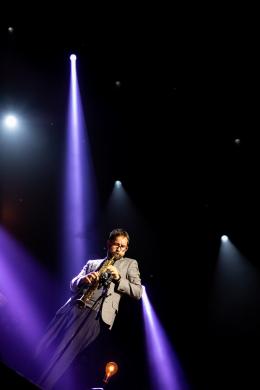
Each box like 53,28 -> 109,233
115,259 -> 143,300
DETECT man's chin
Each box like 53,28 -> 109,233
111,253 -> 122,261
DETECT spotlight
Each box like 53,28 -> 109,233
221,235 -> 229,242
2,114 -> 18,130
70,54 -> 77,61
103,361 -> 118,384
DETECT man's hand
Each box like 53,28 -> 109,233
80,272 -> 99,286
106,265 -> 121,281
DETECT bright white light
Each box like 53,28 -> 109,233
3,114 -> 18,130
221,235 -> 229,242
115,180 -> 122,188
70,54 -> 77,61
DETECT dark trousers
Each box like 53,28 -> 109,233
35,306 -> 102,390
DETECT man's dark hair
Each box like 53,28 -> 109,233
109,228 -> 130,244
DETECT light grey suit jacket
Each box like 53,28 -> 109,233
59,257 -> 143,329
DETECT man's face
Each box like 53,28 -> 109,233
108,235 -> 128,259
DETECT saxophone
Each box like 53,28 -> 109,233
75,255 -> 116,309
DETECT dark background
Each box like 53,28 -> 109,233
1,11 -> 259,390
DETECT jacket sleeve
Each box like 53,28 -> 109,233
70,263 -> 89,293
115,259 -> 143,300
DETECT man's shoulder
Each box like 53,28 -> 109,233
85,258 -> 105,268
86,258 -> 104,263
122,257 -> 138,263
124,256 -> 136,260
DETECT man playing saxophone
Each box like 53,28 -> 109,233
74,254 -> 120,309
34,228 -> 143,390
